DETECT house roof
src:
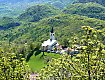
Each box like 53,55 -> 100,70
42,39 -> 57,47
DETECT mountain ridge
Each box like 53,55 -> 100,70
0,0 -> 75,18
63,2 -> 105,20
0,14 -> 105,45
76,0 -> 105,6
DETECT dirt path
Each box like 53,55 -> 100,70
30,74 -> 38,80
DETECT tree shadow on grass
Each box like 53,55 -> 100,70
26,48 -> 41,62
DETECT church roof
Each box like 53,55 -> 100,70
50,26 -> 54,33
42,39 -> 57,47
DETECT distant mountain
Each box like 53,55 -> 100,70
0,0 -> 75,18
0,2 -> 35,18
18,4 -> 62,22
76,0 -> 105,6
0,0 -> 31,3
0,0 -> 75,4
63,3 -> 105,20
0,14 -> 105,44
0,17 -> 20,30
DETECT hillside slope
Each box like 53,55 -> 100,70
76,0 -> 105,6
0,0 -> 75,18
0,17 -> 20,30
18,4 -> 62,22
0,14 -> 105,45
63,3 -> 105,20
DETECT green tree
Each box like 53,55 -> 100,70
61,38 -> 70,48
0,17 -> 20,29
0,49 -> 30,80
37,26 -> 105,80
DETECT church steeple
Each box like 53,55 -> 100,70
50,26 -> 55,41
50,26 -> 54,33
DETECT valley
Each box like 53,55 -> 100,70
0,0 -> 105,80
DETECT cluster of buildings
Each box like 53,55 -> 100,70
41,27 -> 79,54
41,27 -> 59,52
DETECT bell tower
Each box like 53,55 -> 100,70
50,26 -> 55,41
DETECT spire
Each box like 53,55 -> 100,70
50,26 -> 54,33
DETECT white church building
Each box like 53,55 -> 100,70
42,27 -> 59,51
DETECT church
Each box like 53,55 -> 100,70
42,27 -> 59,52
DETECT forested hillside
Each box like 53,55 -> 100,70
18,4 -> 62,22
64,2 -> 105,20
0,13 -> 105,47
76,0 -> 105,6
1,1 -> 105,80
0,0 -> 75,18
0,17 -> 20,30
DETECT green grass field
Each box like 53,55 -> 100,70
28,52 -> 61,72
